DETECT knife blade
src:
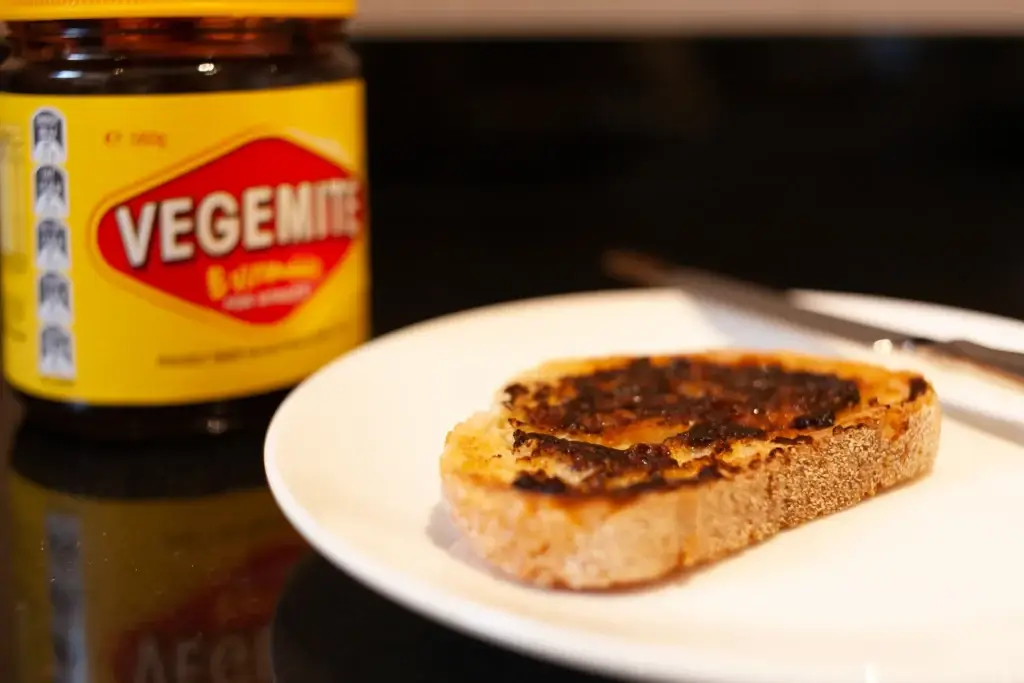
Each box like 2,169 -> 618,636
601,249 -> 1024,392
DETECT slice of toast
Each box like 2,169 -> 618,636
440,350 -> 941,590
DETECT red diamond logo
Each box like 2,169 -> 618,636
95,137 -> 365,324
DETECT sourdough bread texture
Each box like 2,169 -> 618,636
440,350 -> 941,590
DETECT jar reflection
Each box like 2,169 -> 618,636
7,423 -> 308,683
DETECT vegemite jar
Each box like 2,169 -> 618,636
0,1 -> 370,438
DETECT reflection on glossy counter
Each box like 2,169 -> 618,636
271,553 -> 618,683
6,422 -> 307,683
0,413 -> 626,683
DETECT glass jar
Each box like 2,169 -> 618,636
0,2 -> 370,439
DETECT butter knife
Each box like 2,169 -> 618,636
602,249 -> 1024,392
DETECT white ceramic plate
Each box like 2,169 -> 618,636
266,288 -> 1024,683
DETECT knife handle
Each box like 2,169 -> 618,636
909,339 -> 1024,390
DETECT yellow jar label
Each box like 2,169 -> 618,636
9,471 -> 308,683
0,82 -> 369,405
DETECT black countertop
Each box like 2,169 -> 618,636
4,37 -> 1024,683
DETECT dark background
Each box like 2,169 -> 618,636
360,37 -> 1024,334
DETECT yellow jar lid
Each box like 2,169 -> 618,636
0,0 -> 356,21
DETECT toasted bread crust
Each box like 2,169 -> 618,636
440,350 -> 942,589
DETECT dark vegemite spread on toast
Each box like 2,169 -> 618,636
503,356 -> 925,497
